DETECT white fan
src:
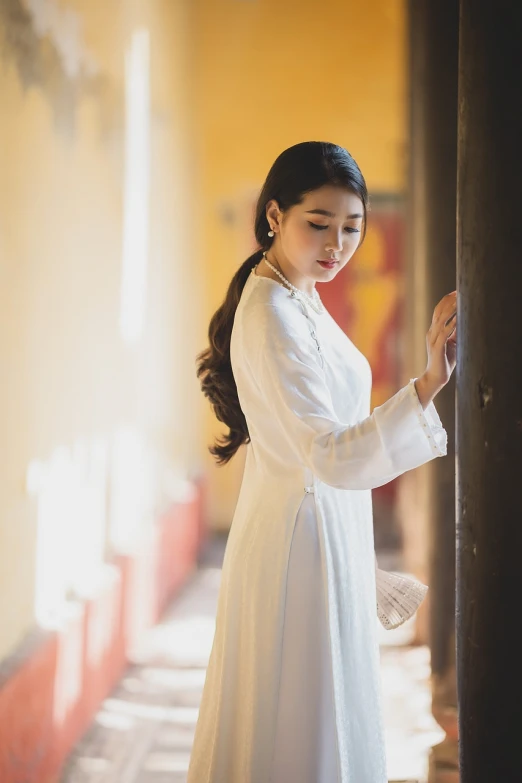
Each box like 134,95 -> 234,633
375,566 -> 428,630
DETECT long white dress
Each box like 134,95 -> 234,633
187,263 -> 447,783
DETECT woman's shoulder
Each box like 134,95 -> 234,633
240,270 -> 310,332
242,266 -> 293,306
233,271 -> 327,373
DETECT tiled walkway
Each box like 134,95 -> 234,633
59,537 -> 443,783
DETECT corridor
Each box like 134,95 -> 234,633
3,1 -> 497,780
59,539 -> 443,783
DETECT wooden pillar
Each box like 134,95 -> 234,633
422,3 -> 459,781
405,2 -> 459,781
456,3 -> 522,781
399,0 -> 432,650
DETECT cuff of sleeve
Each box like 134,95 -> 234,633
409,378 -> 448,457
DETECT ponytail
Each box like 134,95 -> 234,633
196,250 -> 263,465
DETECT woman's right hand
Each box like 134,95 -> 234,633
415,291 -> 457,409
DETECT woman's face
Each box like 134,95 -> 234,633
266,185 -> 365,290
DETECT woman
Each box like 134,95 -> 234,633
189,141 -> 456,783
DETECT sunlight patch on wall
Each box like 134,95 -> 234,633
119,28 -> 151,343
108,426 -> 154,554
27,438 -> 109,629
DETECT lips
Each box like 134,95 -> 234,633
317,259 -> 338,268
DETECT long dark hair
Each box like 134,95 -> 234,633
196,141 -> 369,465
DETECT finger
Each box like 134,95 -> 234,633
433,315 -> 457,345
444,311 -> 457,327
446,317 -> 457,339
433,294 -> 457,323
438,301 -> 457,326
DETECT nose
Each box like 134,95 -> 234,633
325,230 -> 343,254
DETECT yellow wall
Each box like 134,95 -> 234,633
193,0 -> 408,529
0,0 -> 204,661
0,0 -> 409,657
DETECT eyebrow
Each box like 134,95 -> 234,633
305,209 -> 364,219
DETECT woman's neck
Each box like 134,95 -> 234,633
261,252 -> 316,296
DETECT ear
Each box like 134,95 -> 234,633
265,199 -> 283,232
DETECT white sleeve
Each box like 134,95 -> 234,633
249,302 -> 447,491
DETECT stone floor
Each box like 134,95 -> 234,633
59,537 -> 443,783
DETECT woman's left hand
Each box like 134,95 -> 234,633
415,291 -> 457,409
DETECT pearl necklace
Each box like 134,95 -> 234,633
261,252 -> 326,315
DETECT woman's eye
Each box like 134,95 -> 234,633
307,222 -> 360,234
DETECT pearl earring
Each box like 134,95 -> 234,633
268,229 -> 275,237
